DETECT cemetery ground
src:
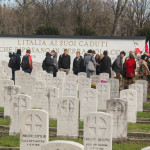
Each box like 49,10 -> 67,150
0,99 -> 150,150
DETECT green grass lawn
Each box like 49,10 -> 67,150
0,107 -> 4,112
0,118 -> 150,133
128,123 -> 150,133
0,136 -> 149,150
137,112 -> 150,118
0,118 -> 10,125
147,93 -> 150,98
0,136 -> 20,147
143,103 -> 150,109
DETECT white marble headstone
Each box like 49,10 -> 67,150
57,97 -> 79,138
4,85 -> 21,117
107,78 -> 119,98
20,109 -> 49,150
0,80 -> 14,107
142,147 -> 150,150
57,71 -> 66,78
49,77 -> 64,97
129,84 -> 143,112
42,86 -> 59,119
9,94 -> 31,135
78,77 -> 91,90
91,75 -> 99,84
80,88 -> 97,120
41,141 -> 84,150
100,73 -> 109,81
120,89 -> 137,123
135,80 -> 148,102
63,81 -> 78,98
21,74 -> 37,96
78,72 -> 86,78
65,74 -> 77,83
44,73 -> 53,84
84,112 -> 112,150
96,83 -> 110,110
15,71 -> 25,88
31,80 -> 46,108
107,98 -> 128,139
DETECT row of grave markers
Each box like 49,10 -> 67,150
0,69 -> 147,136
0,61 -> 149,150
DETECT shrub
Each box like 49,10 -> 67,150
35,25 -> 60,35
74,25 -> 96,36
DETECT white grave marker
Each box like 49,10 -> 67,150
42,86 -> 59,119
135,80 -> 147,102
129,84 -> 143,112
57,97 -> 79,138
41,141 -> 84,150
31,80 -> 46,108
9,94 -> 31,135
107,78 -> 119,98
78,77 -> 91,90
80,88 -> 97,120
120,89 -> 137,123
84,112 -> 112,150
107,98 -> 128,139
63,81 -> 78,98
20,109 -> 49,150
96,83 -> 110,110
4,85 -> 20,117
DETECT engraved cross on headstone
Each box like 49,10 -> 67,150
87,116 -> 107,136
25,114 -> 43,132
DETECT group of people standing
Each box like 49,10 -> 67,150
8,48 -> 149,89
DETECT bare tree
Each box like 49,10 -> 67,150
107,0 -> 128,35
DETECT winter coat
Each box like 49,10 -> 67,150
112,55 -> 123,74
84,53 -> 96,78
58,54 -> 71,69
9,50 -> 21,71
43,52 -> 55,73
100,55 -> 111,78
126,58 -> 136,78
95,59 -> 100,75
122,61 -> 127,78
73,56 -> 84,75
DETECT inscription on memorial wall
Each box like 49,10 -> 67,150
0,37 -> 145,62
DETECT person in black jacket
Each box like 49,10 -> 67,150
95,54 -> 100,75
42,51 -> 55,74
103,51 -> 112,78
9,49 -> 21,84
73,52 -> 84,75
58,49 -> 71,74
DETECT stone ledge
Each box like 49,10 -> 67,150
0,147 -> 19,150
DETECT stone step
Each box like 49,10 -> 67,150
127,138 -> 150,142
137,121 -> 150,124
143,109 -> 150,112
0,112 -> 3,118
127,132 -> 150,139
0,147 -> 19,150
1,125 -> 150,140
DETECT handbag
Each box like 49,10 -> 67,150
88,56 -> 96,72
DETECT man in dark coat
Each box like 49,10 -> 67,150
9,49 -> 21,84
58,49 -> 71,74
103,51 -> 112,78
112,51 -> 126,80
73,52 -> 84,75
42,51 -> 55,74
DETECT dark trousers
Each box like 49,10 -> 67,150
12,69 -> 15,84
23,68 -> 32,74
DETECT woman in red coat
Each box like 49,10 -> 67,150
125,52 -> 136,88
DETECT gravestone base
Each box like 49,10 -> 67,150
9,132 -> 20,136
57,135 -> 78,139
